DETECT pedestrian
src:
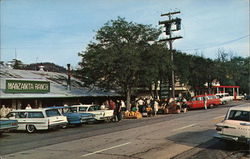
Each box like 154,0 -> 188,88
25,104 -> 32,109
0,105 -> 7,118
115,100 -> 122,122
203,93 -> 208,110
109,100 -> 116,110
153,100 -> 159,116
5,106 -> 11,115
121,100 -> 126,111
100,102 -> 106,110
181,97 -> 188,113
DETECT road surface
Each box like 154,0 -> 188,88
0,101 -> 249,159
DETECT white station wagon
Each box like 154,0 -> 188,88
214,105 -> 250,144
6,108 -> 68,133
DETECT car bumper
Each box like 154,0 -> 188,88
81,118 -> 96,123
214,133 -> 250,144
48,122 -> 68,129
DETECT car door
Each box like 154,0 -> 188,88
27,112 -> 46,130
87,106 -> 103,120
197,97 -> 204,108
223,110 -> 250,139
16,112 -> 28,130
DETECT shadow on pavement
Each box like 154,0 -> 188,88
166,129 -> 250,159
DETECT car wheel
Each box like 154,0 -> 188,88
209,104 -> 214,109
26,125 -> 36,133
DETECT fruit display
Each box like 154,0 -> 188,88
124,111 -> 142,119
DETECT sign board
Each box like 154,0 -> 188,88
5,80 -> 50,93
160,82 -> 170,99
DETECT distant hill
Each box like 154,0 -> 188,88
23,62 -> 67,73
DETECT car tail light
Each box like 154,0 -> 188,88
48,119 -> 50,125
12,122 -> 17,126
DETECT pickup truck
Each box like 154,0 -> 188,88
70,104 -> 114,121
0,118 -> 18,135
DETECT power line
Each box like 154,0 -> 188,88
180,35 -> 249,51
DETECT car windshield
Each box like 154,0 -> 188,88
228,110 -> 250,122
46,109 -> 61,117
79,107 -> 88,111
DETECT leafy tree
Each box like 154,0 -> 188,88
215,50 -> 250,94
78,17 -> 161,109
138,43 -> 171,98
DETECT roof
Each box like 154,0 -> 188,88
0,68 -> 120,99
11,108 -> 57,112
194,94 -> 216,97
71,104 -> 93,107
229,105 -> 250,112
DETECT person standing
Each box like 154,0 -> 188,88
5,106 -> 11,116
181,97 -> 188,113
153,100 -> 159,116
0,105 -> 7,118
114,100 -> 122,122
109,100 -> 116,110
121,100 -> 126,111
25,104 -> 32,109
204,93 -> 208,110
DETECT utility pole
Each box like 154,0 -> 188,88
159,11 -> 182,99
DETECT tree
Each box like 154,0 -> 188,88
78,17 -> 161,110
137,43 -> 171,98
215,50 -> 250,94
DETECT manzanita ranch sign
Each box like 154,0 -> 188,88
5,80 -> 50,93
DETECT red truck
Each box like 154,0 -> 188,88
187,94 -> 221,109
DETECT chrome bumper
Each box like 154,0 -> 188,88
214,133 -> 250,144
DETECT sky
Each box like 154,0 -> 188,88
0,0 -> 249,68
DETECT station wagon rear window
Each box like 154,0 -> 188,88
228,110 -> 250,122
28,112 -> 44,118
46,109 -> 61,117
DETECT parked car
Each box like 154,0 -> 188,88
236,95 -> 245,100
215,93 -> 233,104
0,119 -> 18,135
187,94 -> 221,109
214,105 -> 250,144
245,95 -> 250,100
48,106 -> 96,125
6,108 -> 68,133
70,104 -> 114,121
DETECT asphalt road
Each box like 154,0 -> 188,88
0,101 -> 249,159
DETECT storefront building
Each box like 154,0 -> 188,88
0,68 -> 119,109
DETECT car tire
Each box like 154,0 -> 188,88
209,104 -> 214,109
26,125 -> 36,133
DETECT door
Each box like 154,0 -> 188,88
16,112 -> 28,130
193,97 -> 204,108
26,112 -> 47,130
